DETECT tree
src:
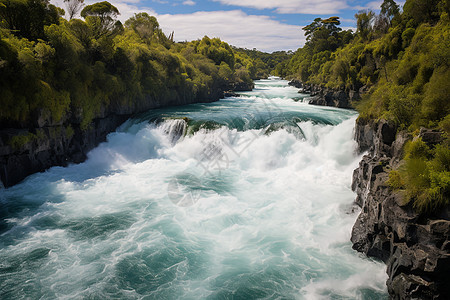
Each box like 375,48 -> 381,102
302,17 -> 342,41
0,0 -> 63,40
80,1 -> 121,39
355,10 -> 375,40
64,0 -> 84,20
303,18 -> 323,41
373,0 -> 400,33
321,16 -> 342,34
68,18 -> 92,48
381,0 -> 400,21
403,0 -> 441,25
125,12 -> 159,40
302,16 -> 346,52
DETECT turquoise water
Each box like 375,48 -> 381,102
0,78 -> 388,299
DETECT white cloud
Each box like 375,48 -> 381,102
213,0 -> 348,14
366,1 -> 382,10
51,0 -> 304,52
339,18 -> 356,24
341,26 -> 356,32
182,0 -> 196,5
354,0 -> 405,12
157,10 -> 305,52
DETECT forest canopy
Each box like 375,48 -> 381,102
0,1 -> 272,130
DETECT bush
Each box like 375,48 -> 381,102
391,138 -> 450,214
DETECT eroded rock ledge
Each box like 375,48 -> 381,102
351,118 -> 450,299
288,80 -> 363,108
0,87 -> 234,188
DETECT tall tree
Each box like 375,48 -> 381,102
355,10 -> 375,40
0,0 -> 63,40
302,16 -> 346,52
303,18 -> 323,41
380,0 -> 400,21
80,1 -> 121,39
64,0 -> 84,20
403,0 -> 441,25
125,12 -> 159,40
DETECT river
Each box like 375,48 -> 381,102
0,77 -> 388,299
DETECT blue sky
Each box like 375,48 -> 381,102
53,0 -> 404,52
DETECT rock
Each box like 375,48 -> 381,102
351,119 -> 450,299
232,81 -> 254,92
0,84 -> 228,187
308,87 -> 351,108
288,79 -> 302,89
354,118 -> 375,153
223,91 -> 240,98
418,128 -> 443,147
373,119 -> 397,157
297,84 -> 367,108
390,131 -> 410,167
349,90 -> 361,102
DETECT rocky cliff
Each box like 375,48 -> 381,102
288,80 -> 362,108
0,88 -> 228,188
351,118 -> 450,299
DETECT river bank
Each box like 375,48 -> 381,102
0,81 -> 255,188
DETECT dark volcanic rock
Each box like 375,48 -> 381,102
288,79 -> 303,89
418,128 -> 443,147
351,119 -> 450,299
223,91 -> 240,98
231,81 -> 254,92
0,85 -> 232,187
309,88 -> 350,108
0,115 -> 128,187
288,81 -> 361,108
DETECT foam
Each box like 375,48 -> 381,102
0,78 -> 387,299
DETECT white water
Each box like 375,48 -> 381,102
0,78 -> 388,299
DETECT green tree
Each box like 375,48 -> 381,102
381,0 -> 400,22
80,1 -> 122,39
303,18 -> 323,41
125,12 -> 159,40
403,0 -> 441,25
0,0 -> 63,40
355,10 -> 375,40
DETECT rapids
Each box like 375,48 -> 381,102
0,77 -> 388,299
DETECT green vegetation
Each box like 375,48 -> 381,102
0,2 -> 272,131
280,0 -> 449,213
233,47 -> 293,79
8,132 -> 37,149
388,137 -> 450,213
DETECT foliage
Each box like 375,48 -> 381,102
80,1 -> 122,39
0,1 -> 272,131
234,47 -> 292,78
0,0 -> 63,40
388,138 -> 450,214
282,0 -> 449,213
8,132 -> 37,150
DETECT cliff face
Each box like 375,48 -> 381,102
288,80 -> 362,109
0,89 -> 226,188
351,118 -> 450,299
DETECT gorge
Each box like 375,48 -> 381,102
1,0 -> 449,298
0,78 -> 390,298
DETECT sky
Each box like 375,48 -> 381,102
52,0 -> 405,52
